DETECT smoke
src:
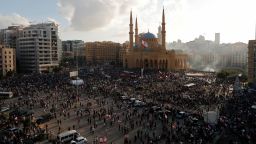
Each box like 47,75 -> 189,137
169,36 -> 248,72
47,17 -> 59,25
0,14 -> 29,29
203,66 -> 215,72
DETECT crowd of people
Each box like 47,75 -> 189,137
0,66 -> 255,143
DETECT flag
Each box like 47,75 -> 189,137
172,122 -> 176,129
141,40 -> 148,48
164,113 -> 168,119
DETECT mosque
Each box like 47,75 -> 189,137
123,9 -> 189,71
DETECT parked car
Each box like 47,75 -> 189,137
120,96 -> 129,101
70,136 -> 87,144
176,111 -> 187,119
133,100 -> 146,107
36,113 -> 53,124
6,127 -> 22,135
57,130 -> 80,143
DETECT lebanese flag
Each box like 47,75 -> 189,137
141,40 -> 148,48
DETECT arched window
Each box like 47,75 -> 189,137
165,59 -> 168,69
144,59 -> 149,68
154,60 -> 158,68
136,59 -> 139,68
150,60 -> 153,68
159,60 -> 162,69
140,59 -> 143,67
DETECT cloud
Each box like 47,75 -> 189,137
58,0 -> 118,31
57,0 -> 75,22
0,14 -> 29,29
57,0 -> 201,43
57,0 -> 182,32
57,0 -> 256,43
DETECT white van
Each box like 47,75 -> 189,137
57,130 -> 80,143
70,136 -> 87,144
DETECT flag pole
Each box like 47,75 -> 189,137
76,46 -> 79,100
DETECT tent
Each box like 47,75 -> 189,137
203,111 -> 218,124
70,79 -> 84,86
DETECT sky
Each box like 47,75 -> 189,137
0,0 -> 256,43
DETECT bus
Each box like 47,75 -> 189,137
0,92 -> 13,99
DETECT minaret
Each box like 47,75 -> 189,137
129,11 -> 134,49
157,25 -> 162,45
161,8 -> 166,49
135,17 -> 139,47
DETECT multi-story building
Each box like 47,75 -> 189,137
215,33 -> 220,45
85,41 -> 122,65
0,26 -> 23,49
0,45 -> 16,76
17,22 -> 61,73
248,40 -> 256,82
62,40 -> 84,59
119,42 -> 129,65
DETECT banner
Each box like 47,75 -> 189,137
70,71 -> 78,77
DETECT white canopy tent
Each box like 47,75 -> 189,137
70,79 -> 84,86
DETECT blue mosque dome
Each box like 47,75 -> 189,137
141,32 -> 156,39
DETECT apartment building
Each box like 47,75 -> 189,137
62,40 -> 84,59
17,22 -> 61,73
85,41 -> 122,64
0,26 -> 23,49
248,40 -> 256,82
0,45 -> 16,76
